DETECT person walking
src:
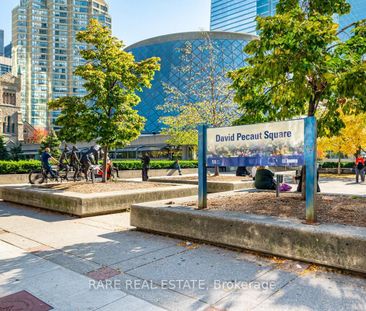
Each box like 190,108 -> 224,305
174,159 -> 182,175
355,155 -> 365,183
141,153 -> 151,181
41,147 -> 58,179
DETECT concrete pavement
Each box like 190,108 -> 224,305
0,201 -> 365,310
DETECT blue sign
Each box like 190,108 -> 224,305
206,119 -> 305,167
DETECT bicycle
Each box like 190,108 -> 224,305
29,165 -> 61,185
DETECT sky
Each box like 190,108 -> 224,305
0,0 -> 211,46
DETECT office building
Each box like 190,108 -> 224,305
210,0 -> 278,34
0,56 -> 12,76
0,30 -> 4,56
12,0 -> 111,128
126,31 -> 255,133
210,0 -> 365,35
4,44 -> 12,58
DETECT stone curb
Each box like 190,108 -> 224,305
131,203 -> 366,274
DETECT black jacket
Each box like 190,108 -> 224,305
255,169 -> 276,190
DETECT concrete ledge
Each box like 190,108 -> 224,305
1,184 -> 197,217
149,176 -> 254,193
119,168 -> 197,178
131,202 -> 366,274
0,174 -> 29,184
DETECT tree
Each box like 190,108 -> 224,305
49,20 -> 160,182
159,32 -> 240,169
10,143 -> 23,161
229,0 -> 366,136
318,113 -> 366,173
29,128 -> 48,144
39,130 -> 61,159
0,136 -> 9,160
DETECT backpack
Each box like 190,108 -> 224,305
357,161 -> 364,170
280,183 -> 292,192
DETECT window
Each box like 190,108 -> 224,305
2,92 -> 16,105
75,0 -> 89,6
7,116 -> 10,133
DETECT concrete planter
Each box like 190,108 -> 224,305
0,184 -> 197,217
149,176 -> 254,193
131,201 -> 366,274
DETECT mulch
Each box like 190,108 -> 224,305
185,192 -> 366,227
42,181 -> 169,193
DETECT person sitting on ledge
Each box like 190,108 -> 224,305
254,166 -> 276,190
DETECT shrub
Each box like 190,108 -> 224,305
0,160 -> 41,174
113,160 -> 198,170
0,159 -> 198,174
320,161 -> 354,168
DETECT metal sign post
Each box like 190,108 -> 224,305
198,124 -> 207,209
304,117 -> 317,223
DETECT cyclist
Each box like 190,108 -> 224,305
41,147 -> 58,179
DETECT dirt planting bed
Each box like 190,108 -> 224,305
43,181 -> 170,193
185,192 -> 366,227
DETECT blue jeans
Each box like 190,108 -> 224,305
44,164 -> 56,178
356,168 -> 365,183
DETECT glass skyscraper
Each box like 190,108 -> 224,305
0,30 -> 4,56
210,0 -> 365,35
210,0 -> 278,34
0,57 -> 12,76
4,44 -> 12,58
12,0 -> 111,128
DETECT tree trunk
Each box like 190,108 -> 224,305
102,145 -> 109,183
337,153 -> 341,175
214,165 -> 219,176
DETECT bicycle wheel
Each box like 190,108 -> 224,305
29,170 -> 45,185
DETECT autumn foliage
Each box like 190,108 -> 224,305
29,128 -> 48,144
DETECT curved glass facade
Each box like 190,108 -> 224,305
126,31 -> 255,133
338,0 -> 366,39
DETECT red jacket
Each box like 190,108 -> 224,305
355,157 -> 365,165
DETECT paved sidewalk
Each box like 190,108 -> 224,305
0,241 -> 162,311
319,177 -> 366,196
0,201 -> 365,311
